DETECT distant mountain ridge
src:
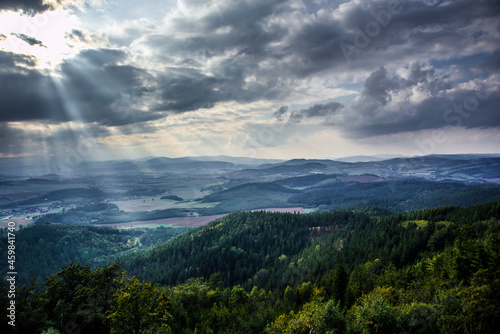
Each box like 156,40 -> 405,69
1,153 -> 500,178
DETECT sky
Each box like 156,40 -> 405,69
0,0 -> 499,169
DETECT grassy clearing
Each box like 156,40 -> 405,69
111,223 -> 175,229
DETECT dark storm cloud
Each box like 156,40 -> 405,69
275,102 -> 345,123
273,106 -> 288,121
55,49 -> 165,125
11,33 -> 47,48
0,49 -> 163,126
180,0 -> 288,40
140,0 -> 293,109
292,102 -> 344,121
337,63 -> 500,137
152,56 -> 290,113
69,48 -> 127,66
0,51 -> 62,123
83,2 -> 294,115
0,50 -> 37,68
283,0 -> 500,76
0,0 -> 52,14
282,16 -> 347,77
0,0 -> 88,15
352,65 -> 448,109
135,0 -> 500,113
142,0 -> 288,58
153,68 -> 226,112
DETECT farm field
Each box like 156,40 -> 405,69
94,208 -> 307,229
0,216 -> 32,229
109,198 -> 216,212
95,214 -> 227,228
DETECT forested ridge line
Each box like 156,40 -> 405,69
122,201 -> 500,289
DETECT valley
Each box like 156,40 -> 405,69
2,154 -> 500,231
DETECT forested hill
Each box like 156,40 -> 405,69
122,202 -> 500,290
0,224 -> 191,283
124,209 -> 368,286
3,202 -> 499,334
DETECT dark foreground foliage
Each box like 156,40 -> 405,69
1,201 -> 499,333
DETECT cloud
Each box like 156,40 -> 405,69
152,65 -> 290,113
273,106 -> 288,121
134,0 -> 500,111
0,48 -> 165,126
66,29 -> 107,48
0,0 -> 52,15
0,50 -> 37,68
274,102 -> 345,123
130,0 -> 294,111
291,102 -> 344,122
276,0 -> 500,77
0,0 -> 100,15
11,33 -> 47,48
139,0 -> 288,58
269,62 -> 500,139
336,63 -> 500,137
56,49 -> 166,125
0,51 -> 61,123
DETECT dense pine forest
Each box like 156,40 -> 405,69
0,225 -> 191,284
2,202 -> 499,333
